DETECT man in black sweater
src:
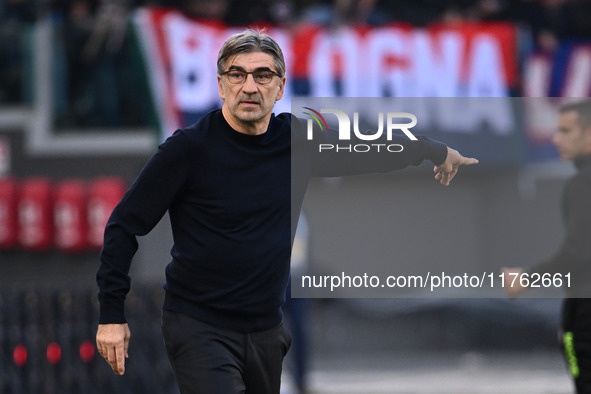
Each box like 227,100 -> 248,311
95,28 -> 478,393
504,100 -> 591,393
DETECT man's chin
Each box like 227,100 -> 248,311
235,110 -> 264,123
560,153 -> 573,161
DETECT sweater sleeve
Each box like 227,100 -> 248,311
291,116 -> 448,178
97,131 -> 190,324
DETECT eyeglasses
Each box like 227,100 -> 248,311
221,69 -> 281,85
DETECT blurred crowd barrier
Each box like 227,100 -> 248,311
0,284 -> 176,394
0,176 -> 126,253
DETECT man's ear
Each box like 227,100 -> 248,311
218,75 -> 225,101
275,76 -> 286,102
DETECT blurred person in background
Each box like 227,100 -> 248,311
85,0 -> 132,127
283,213 -> 312,394
60,0 -> 147,128
95,28 -> 477,394
504,100 -> 591,394
296,0 -> 450,27
0,0 -> 37,104
224,0 -> 293,26
61,0 -> 97,126
178,0 -> 228,21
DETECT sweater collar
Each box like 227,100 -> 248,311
218,109 -> 278,145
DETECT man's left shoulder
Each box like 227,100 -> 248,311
273,112 -> 309,135
272,112 -> 292,127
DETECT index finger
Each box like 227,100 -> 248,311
462,157 -> 479,165
115,343 -> 126,375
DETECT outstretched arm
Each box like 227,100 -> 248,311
433,147 -> 479,186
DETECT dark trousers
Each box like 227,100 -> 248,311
161,310 -> 292,394
562,299 -> 591,394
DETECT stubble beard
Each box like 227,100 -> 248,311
233,101 -> 271,126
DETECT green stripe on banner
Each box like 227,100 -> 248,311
128,16 -> 163,143
564,331 -> 580,378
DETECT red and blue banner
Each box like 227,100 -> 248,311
133,7 -> 591,166
133,7 -> 519,141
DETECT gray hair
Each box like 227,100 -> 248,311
217,29 -> 286,77
560,100 -> 591,129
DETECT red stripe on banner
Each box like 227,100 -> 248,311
136,7 -> 520,134
291,24 -> 322,78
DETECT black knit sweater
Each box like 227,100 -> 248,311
97,109 -> 447,332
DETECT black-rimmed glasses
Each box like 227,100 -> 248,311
221,69 -> 281,85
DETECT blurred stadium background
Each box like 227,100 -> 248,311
1,0 -> 591,392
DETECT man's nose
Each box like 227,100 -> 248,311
242,74 -> 258,92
